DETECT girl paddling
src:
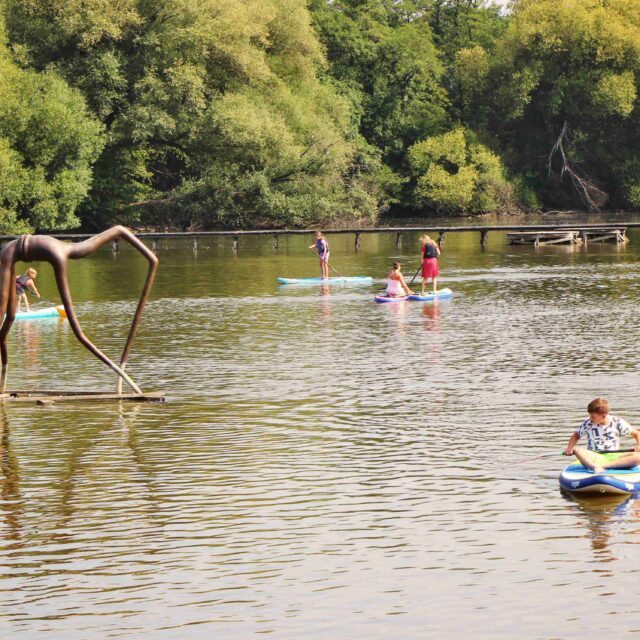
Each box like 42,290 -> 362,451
386,262 -> 414,297
309,231 -> 330,279
420,235 -> 441,295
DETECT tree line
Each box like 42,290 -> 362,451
1,0 -> 639,233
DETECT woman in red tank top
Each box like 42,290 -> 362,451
420,235 -> 440,295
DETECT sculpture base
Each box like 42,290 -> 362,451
1,390 -> 165,405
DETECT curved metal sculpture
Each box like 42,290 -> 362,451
0,226 -> 158,395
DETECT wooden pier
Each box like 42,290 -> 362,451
507,227 -> 627,246
0,222 -> 635,251
507,230 -> 582,246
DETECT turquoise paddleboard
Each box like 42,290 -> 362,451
12,306 -> 65,320
278,276 -> 373,284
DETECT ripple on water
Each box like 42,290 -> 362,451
3,234 -> 640,637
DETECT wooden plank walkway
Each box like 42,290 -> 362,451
508,227 -> 628,246
507,230 -> 581,245
0,222 -> 636,250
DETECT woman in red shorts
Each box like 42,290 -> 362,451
419,235 -> 440,295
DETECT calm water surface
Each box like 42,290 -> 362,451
2,227 -> 640,638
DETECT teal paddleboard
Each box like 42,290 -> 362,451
277,276 -> 373,284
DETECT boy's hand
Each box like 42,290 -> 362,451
564,446 -> 574,456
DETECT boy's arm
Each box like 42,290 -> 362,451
564,431 -> 580,456
630,429 -> 640,451
27,279 -> 40,298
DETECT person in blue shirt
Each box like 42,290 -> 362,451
309,231 -> 330,279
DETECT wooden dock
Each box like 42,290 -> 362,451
1,390 -> 166,405
0,222 -> 635,251
507,230 -> 582,246
507,227 -> 627,246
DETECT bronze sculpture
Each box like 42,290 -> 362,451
0,226 -> 158,395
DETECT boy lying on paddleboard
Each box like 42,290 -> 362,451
564,397 -> 640,473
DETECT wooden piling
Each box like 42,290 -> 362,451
232,236 -> 239,254
111,239 -> 119,252
273,234 -> 279,251
480,230 -> 488,248
396,232 -> 402,249
355,232 -> 362,251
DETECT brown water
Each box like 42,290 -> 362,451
2,229 -> 640,638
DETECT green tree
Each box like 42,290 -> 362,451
484,0 -> 640,209
408,127 -> 514,213
0,11 -> 104,232
6,0 -> 383,228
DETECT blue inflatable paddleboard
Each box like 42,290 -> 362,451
375,288 -> 453,303
559,463 -> 640,495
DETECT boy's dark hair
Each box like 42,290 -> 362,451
587,398 -> 609,415
392,261 -> 400,269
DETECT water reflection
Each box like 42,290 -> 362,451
0,404 -> 159,552
0,407 -> 21,544
562,492 -> 640,564
422,302 -> 440,332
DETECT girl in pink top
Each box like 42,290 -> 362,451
386,262 -> 414,297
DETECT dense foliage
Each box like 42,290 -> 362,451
0,0 -> 639,231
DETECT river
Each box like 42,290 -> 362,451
2,226 -> 640,638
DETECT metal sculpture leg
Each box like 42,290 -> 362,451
0,226 -> 158,395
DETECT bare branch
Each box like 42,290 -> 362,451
547,121 -> 608,210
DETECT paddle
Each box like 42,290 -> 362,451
309,247 -> 348,282
517,448 -> 637,464
408,264 -> 422,286
28,291 -> 58,307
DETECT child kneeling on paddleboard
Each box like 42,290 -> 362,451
564,398 -> 640,473
386,262 -> 414,297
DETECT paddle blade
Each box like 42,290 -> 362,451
56,305 -> 67,318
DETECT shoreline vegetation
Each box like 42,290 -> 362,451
2,1 -> 640,235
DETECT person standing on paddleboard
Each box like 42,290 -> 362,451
564,397 -> 640,473
386,262 -> 414,297
420,235 -> 440,295
15,268 -> 40,312
309,231 -> 330,280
